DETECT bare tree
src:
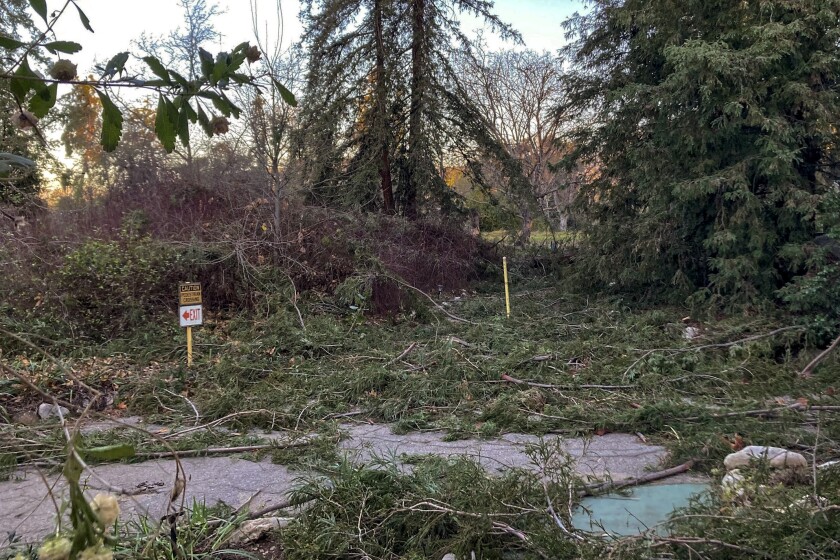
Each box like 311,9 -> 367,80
136,0 -> 224,81
135,0 -> 224,174
241,0 -> 301,239
457,47 -> 578,240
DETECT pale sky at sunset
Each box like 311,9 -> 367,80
48,0 -> 586,78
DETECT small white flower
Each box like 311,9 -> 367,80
37,537 -> 72,560
89,493 -> 120,526
77,543 -> 113,560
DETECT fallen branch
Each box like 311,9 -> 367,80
621,326 -> 804,380
648,536 -> 768,557
135,440 -> 311,459
386,275 -> 477,325
682,402 -> 806,421
683,326 -> 803,352
800,332 -> 840,378
385,342 -> 417,366
501,373 -> 634,391
161,409 -> 281,440
580,459 -> 696,497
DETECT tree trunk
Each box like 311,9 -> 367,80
374,0 -> 395,212
518,205 -> 532,245
405,0 -> 426,219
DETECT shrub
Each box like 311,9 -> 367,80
52,239 -> 183,340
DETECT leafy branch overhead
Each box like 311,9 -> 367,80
0,0 -> 297,153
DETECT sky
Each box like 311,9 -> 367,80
49,0 -> 587,78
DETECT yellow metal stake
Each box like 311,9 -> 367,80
186,326 -> 193,367
503,257 -> 511,318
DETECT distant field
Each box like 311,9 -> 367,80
481,229 -> 579,245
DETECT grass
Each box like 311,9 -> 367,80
2,259 -> 840,559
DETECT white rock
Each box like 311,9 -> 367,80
442,555 -> 457,560
37,403 -> 70,420
721,469 -> 748,500
723,446 -> 807,471
721,469 -> 745,490
228,517 -> 292,544
683,326 -> 700,339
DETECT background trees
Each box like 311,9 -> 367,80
297,0 -> 521,217
562,0 -> 840,306
457,47 -> 577,241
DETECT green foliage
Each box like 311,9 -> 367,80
779,194 -> 840,344
283,452 -> 580,560
563,0 -> 840,308
52,239 -> 183,340
299,0 -> 522,216
0,0 -> 295,156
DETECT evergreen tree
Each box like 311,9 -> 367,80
298,0 -> 521,217
562,0 -> 840,307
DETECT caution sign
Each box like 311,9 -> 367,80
179,282 -> 202,305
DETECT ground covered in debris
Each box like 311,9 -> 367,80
2,279 -> 839,559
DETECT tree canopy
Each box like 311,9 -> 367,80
562,0 -> 840,307
297,0 -> 522,216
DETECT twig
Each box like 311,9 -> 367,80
579,459 -> 696,497
622,350 -> 655,381
500,373 -> 634,391
246,497 -> 315,519
135,440 -> 311,459
386,276 -> 477,324
385,342 -> 417,366
542,482 -> 584,541
648,536 -> 768,557
163,389 -> 200,426
325,410 -> 365,419
800,332 -> 840,378
161,409 -> 278,440
682,402 -> 806,421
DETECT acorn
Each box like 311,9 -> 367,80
210,116 -> 229,135
11,109 -> 38,130
49,59 -> 77,81
246,45 -> 261,64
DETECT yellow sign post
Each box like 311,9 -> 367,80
179,283 -> 203,367
186,327 -> 193,366
503,257 -> 511,318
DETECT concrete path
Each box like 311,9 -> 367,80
0,423 -> 678,546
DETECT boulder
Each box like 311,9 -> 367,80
723,446 -> 807,471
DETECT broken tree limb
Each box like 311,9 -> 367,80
800,331 -> 840,378
386,275 -> 477,325
579,459 -> 696,497
135,440 -> 311,459
385,342 -> 418,366
682,402 -> 806,421
500,373 -> 634,391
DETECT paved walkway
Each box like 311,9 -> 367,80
1,422 -> 682,545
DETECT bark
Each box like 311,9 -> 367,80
518,205 -> 532,245
374,0 -> 395,212
405,0 -> 426,219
